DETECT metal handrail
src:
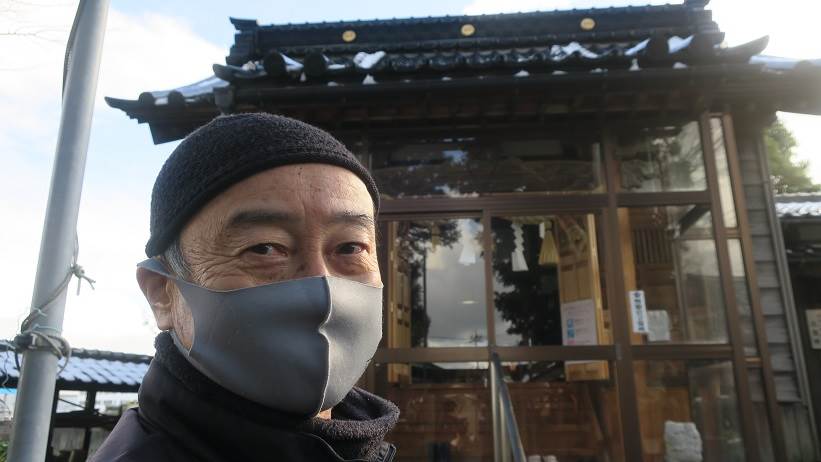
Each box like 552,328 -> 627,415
490,352 -> 527,462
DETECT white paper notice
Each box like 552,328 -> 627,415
629,290 -> 649,334
560,299 -> 598,346
647,310 -> 671,342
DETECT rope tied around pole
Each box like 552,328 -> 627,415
71,264 -> 96,295
7,2 -> 110,459
10,236 -> 95,376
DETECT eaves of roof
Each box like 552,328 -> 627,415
105,60 -> 821,116
103,3 -> 821,144
1,343 -> 151,392
775,194 -> 821,220
225,1 -> 718,62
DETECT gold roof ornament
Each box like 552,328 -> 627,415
342,29 -> 357,42
580,17 -> 596,31
460,23 -> 476,37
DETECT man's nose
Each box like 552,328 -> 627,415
295,250 -> 331,279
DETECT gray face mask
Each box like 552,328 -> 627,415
137,258 -> 383,416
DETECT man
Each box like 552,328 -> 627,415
91,113 -> 398,462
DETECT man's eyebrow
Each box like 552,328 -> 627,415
224,210 -> 295,230
331,211 -> 375,230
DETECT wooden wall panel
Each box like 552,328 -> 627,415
751,237 -> 776,262
780,404 -> 817,461
746,210 -> 772,236
738,127 -> 801,400
767,344 -> 796,373
758,289 -> 784,316
755,263 -> 781,289
736,118 -> 818,459
763,316 -> 789,344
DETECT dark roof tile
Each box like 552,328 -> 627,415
0,343 -> 151,392
775,194 -> 821,219
105,3 -> 821,143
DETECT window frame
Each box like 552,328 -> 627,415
364,112 -> 783,462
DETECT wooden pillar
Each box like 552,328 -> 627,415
558,213 -> 610,381
82,390 -> 96,455
46,387 -> 58,458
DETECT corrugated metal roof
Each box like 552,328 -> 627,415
0,344 -> 151,392
775,193 -> 821,219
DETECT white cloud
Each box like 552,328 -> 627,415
709,1 -> 821,183
100,11 -> 225,101
0,1 -> 224,354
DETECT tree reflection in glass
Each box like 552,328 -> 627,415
385,218 -> 487,348
368,134 -> 603,198
492,216 -> 562,347
616,121 -> 707,192
492,215 -> 610,352
622,206 -> 729,344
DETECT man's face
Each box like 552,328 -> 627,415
137,163 -> 380,350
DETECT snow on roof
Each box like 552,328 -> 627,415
353,51 -> 386,70
775,194 -> 821,219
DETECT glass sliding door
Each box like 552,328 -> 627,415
634,360 -> 744,462
357,114 -> 779,461
371,361 -> 492,462
505,360 -> 624,461
382,217 -> 487,350
376,210 -> 619,461
618,205 -> 729,345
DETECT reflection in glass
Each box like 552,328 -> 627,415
384,218 -> 487,348
635,360 -> 745,462
616,121 -> 706,192
711,117 -> 739,228
491,215 -> 611,350
728,240 -> 758,355
366,134 -> 603,198
504,361 -> 624,461
621,206 -> 728,344
372,362 -> 491,462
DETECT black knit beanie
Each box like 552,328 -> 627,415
145,113 -> 380,257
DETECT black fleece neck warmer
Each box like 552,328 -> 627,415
140,332 -> 398,461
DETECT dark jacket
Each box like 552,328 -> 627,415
90,333 -> 398,462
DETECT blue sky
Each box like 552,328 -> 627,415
2,0 -> 820,354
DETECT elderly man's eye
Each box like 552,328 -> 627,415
337,242 -> 366,255
246,243 -> 286,256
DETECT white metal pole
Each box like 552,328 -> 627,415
7,1 -> 109,460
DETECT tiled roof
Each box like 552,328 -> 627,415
104,1 -> 821,144
204,33 -> 771,82
775,193 -> 821,219
1,343 -> 151,392
105,33 -> 814,112
105,1 -> 772,107
223,2 -> 721,63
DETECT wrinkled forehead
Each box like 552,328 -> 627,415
181,164 -> 376,239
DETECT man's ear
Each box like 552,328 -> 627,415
136,267 -> 176,330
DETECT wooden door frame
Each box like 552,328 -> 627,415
367,112 -> 782,461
